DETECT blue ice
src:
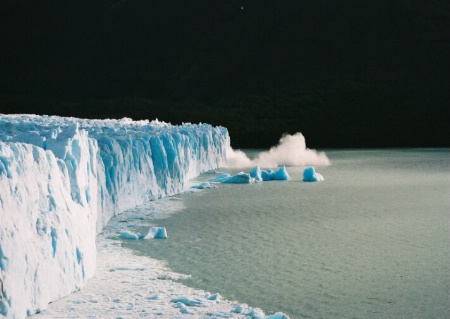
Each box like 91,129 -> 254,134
144,227 -> 168,239
249,166 -> 263,182
218,166 -> 290,184
119,231 -> 140,240
222,172 -> 253,184
261,166 -> 290,181
270,166 -> 290,181
208,173 -> 231,183
191,182 -> 217,189
261,169 -> 274,181
303,167 -> 324,182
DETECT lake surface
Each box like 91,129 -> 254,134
122,149 -> 450,318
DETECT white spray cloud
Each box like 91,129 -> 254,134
225,132 -> 330,168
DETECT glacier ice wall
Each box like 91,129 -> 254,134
0,114 -> 228,318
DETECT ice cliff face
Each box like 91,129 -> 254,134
0,114 -> 228,318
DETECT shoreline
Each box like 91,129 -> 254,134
33,233 -> 288,319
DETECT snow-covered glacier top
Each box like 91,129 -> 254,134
0,114 -> 229,318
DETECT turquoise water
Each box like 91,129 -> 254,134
122,149 -> 450,318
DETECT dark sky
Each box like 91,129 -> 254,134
0,0 -> 449,148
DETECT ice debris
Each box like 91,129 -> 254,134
263,166 -> 290,181
144,227 -> 168,239
215,166 -> 291,184
191,181 -> 217,189
208,173 -> 231,183
303,167 -> 324,182
250,166 -> 263,181
222,172 -> 254,184
119,231 -> 140,240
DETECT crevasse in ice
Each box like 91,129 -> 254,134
0,114 -> 228,318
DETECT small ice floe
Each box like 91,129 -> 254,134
144,227 -> 168,239
171,296 -> 202,307
206,293 -> 221,301
265,312 -> 291,319
119,227 -> 167,239
119,231 -> 140,239
303,167 -> 324,182
233,304 -> 244,313
246,308 -> 266,318
207,166 -> 291,185
249,166 -> 263,182
191,182 -> 217,189
262,166 -> 290,181
145,294 -> 160,300
208,173 -> 231,183
221,172 -> 253,184
261,169 -> 274,181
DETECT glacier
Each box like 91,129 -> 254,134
0,114 -> 228,318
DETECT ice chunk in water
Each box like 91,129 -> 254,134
250,166 -> 263,182
144,227 -> 168,239
222,172 -> 253,184
303,167 -> 324,182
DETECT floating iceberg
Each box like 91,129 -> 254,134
144,227 -> 168,239
264,166 -> 291,181
261,169 -> 275,181
119,230 -> 141,240
0,114 -> 228,317
221,172 -> 254,184
303,167 -> 324,182
208,173 -> 231,183
249,165 -> 263,182
191,181 -> 217,189
118,227 -> 167,240
218,166 -> 290,185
